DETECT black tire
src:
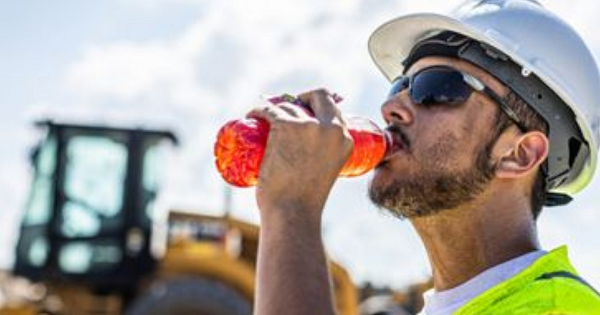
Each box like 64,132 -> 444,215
124,277 -> 252,315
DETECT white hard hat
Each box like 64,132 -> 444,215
369,0 -> 600,204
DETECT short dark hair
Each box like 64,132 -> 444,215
490,91 -> 549,219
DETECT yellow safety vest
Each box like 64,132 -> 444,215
454,246 -> 600,315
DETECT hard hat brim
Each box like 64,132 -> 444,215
368,13 -> 489,81
368,12 -> 598,196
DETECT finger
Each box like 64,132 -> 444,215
277,102 -> 314,119
247,104 -> 291,124
297,89 -> 340,124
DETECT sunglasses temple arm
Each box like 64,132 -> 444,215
482,86 -> 528,132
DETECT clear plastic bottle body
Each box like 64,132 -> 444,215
214,98 -> 388,187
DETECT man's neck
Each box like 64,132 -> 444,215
410,200 -> 540,291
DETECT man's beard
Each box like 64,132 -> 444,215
368,130 -> 497,219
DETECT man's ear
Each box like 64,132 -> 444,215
495,131 -> 549,179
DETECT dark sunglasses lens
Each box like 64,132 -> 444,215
388,77 -> 409,98
410,69 -> 472,106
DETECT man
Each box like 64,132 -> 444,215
250,0 -> 600,314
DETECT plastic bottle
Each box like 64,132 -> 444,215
214,94 -> 389,187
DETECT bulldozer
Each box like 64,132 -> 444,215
0,120 -> 360,315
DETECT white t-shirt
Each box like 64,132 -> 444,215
418,250 -> 546,315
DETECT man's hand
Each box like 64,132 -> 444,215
249,88 -> 353,221
250,89 -> 351,315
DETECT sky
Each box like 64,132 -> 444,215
0,0 -> 599,290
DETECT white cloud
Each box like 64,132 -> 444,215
116,0 -> 208,10
67,42 -> 192,100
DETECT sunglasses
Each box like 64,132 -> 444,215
388,66 -> 527,131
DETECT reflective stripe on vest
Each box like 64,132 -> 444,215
536,270 -> 600,297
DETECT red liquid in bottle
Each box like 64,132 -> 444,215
214,117 -> 270,187
340,118 -> 388,177
214,96 -> 388,187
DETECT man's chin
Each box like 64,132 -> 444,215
368,172 -> 468,219
369,187 -> 436,219
369,165 -> 397,188
368,176 -> 414,218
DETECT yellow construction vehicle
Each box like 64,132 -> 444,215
1,120 -> 358,315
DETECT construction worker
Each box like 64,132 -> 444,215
249,0 -> 600,314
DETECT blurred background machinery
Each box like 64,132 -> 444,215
0,121 -> 429,315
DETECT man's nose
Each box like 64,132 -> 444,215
381,93 -> 415,126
